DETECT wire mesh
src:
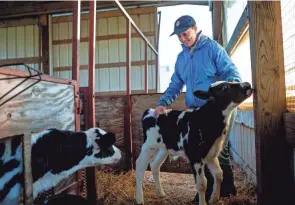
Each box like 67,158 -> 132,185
281,0 -> 295,112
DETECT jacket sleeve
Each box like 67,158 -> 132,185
210,41 -> 242,82
157,55 -> 184,107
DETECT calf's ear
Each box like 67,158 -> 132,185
95,132 -> 116,149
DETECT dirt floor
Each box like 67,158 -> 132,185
95,163 -> 257,205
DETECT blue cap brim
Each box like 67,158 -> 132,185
169,26 -> 191,37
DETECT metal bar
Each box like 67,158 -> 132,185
123,19 -> 133,170
114,0 -> 158,55
88,0 -> 96,129
86,0 -> 97,204
144,42 -> 148,93
126,19 -> 131,95
72,0 -> 81,83
72,0 -> 81,132
155,56 -> 158,93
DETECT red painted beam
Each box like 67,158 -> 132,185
86,0 -> 97,204
144,42 -> 148,93
123,19 -> 133,170
88,0 -> 96,128
126,19 -> 131,95
72,0 -> 81,131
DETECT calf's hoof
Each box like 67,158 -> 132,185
135,200 -> 144,205
157,190 -> 166,197
208,197 -> 218,205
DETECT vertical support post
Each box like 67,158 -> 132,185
88,0 -> 96,128
23,132 -> 33,205
40,15 -> 50,75
72,0 -> 81,131
155,11 -> 161,93
212,1 -> 223,45
144,42 -> 148,93
248,1 -> 295,205
86,0 -> 97,204
126,20 -> 131,96
124,19 -> 133,170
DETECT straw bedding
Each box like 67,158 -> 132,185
95,163 -> 257,205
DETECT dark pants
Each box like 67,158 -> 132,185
193,109 -> 237,203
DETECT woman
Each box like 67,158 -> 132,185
154,15 -> 241,202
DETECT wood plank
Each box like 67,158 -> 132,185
52,7 -> 156,23
94,96 -> 125,170
23,132 -> 33,205
0,73 -> 75,139
0,56 -> 41,66
53,60 -> 156,72
212,1 -> 223,45
52,31 -> 155,45
0,1 -> 158,19
248,1 -> 295,204
0,17 -> 38,28
0,67 -> 76,85
95,89 -> 157,96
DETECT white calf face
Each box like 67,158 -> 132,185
85,128 -> 122,165
193,81 -> 254,110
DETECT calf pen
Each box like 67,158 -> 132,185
88,92 -> 257,205
0,66 -> 81,204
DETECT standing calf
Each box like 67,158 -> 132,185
136,81 -> 253,205
0,127 -> 122,205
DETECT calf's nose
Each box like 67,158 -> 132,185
241,82 -> 251,89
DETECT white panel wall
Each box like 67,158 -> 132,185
0,22 -> 40,71
51,8 -> 157,93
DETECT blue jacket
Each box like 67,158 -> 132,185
157,31 -> 242,108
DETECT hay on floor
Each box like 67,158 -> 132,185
95,163 -> 257,205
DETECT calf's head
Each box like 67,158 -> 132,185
84,127 -> 122,165
193,81 -> 254,111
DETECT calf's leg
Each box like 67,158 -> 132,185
135,144 -> 155,204
149,148 -> 168,197
193,163 -> 207,205
207,157 -> 223,205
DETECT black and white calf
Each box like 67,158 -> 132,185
136,81 -> 253,205
0,127 -> 122,205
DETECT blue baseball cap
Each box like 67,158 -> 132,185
170,15 -> 196,37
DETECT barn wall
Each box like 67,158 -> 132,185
0,18 -> 40,71
51,7 -> 157,93
281,0 -> 295,181
229,110 -> 256,182
281,0 -> 295,112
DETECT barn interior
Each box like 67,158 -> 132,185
0,1 -> 295,205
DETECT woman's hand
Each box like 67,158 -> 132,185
154,105 -> 166,118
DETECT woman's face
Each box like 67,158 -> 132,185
177,26 -> 197,48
